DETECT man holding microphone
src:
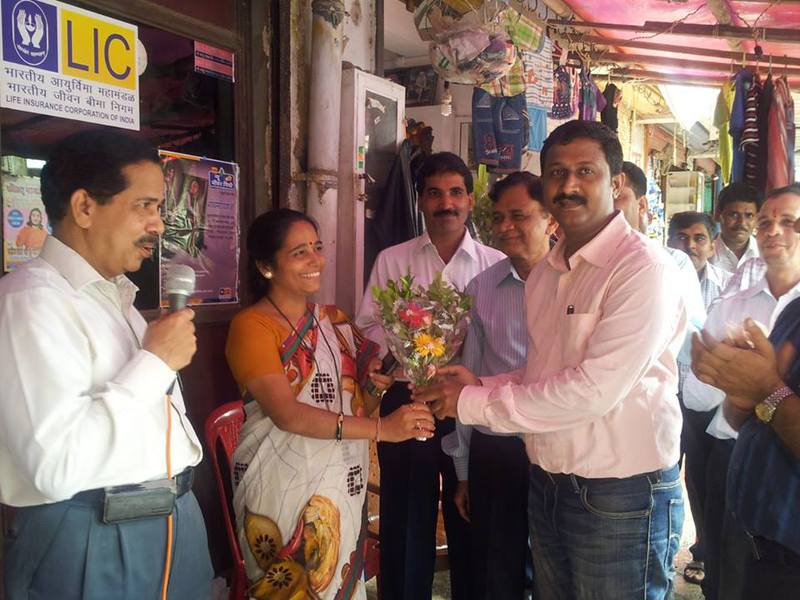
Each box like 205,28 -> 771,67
0,130 -> 212,599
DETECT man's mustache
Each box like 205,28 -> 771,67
136,235 -> 159,247
553,193 -> 587,205
433,208 -> 459,217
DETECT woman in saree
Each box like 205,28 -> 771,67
226,209 -> 435,599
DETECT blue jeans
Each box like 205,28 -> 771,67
528,463 -> 683,600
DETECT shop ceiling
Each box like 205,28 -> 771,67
386,1 -> 800,88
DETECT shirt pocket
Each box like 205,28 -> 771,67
561,312 -> 600,366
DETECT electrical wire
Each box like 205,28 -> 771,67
625,3 -> 708,43
160,391 -> 174,600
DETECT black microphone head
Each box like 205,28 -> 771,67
166,264 -> 195,311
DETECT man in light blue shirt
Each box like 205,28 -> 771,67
443,171 -> 556,599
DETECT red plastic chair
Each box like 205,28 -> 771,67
205,400 -> 247,600
205,400 -> 381,598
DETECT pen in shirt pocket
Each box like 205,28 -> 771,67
566,304 -> 575,315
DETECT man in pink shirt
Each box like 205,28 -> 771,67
414,120 -> 687,599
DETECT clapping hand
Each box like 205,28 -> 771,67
691,318 -> 784,404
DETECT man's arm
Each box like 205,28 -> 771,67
772,394 -> 800,458
459,261 -> 686,433
445,287 -> 485,481
0,289 -> 187,501
683,300 -> 726,411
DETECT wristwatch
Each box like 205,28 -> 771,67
754,385 -> 794,423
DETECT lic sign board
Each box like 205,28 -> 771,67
0,0 -> 139,130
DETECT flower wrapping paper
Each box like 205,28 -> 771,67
372,272 -> 472,386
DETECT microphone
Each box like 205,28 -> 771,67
165,264 -> 196,312
164,265 -> 195,396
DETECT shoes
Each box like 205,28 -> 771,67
683,560 -> 705,585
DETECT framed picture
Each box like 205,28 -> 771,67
385,66 -> 439,107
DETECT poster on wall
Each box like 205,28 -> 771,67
159,150 -> 239,305
0,0 -> 140,130
2,174 -> 50,271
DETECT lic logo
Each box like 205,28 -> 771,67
2,0 -> 58,71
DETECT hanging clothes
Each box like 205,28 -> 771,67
521,35 -> 553,153
522,36 -> 554,110
755,73 -> 774,193
480,9 -> 545,98
600,83 -> 621,132
549,65 -> 573,119
766,76 -> 796,191
578,68 -> 606,121
729,69 -> 753,183
472,88 -> 529,173
714,79 -> 735,185
527,106 -> 548,152
740,73 -> 762,187
369,139 -> 422,263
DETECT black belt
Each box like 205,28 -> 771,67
72,467 -> 194,504
531,463 -> 678,487
749,535 -> 800,567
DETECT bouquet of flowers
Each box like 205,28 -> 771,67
372,272 -> 472,387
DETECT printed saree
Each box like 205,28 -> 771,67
231,305 -> 379,600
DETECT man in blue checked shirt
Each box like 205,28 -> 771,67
692,183 -> 800,600
442,171 -> 556,600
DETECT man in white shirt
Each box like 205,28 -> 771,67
0,130 -> 212,599
684,188 -> 800,600
616,165 -> 710,585
616,161 -> 706,349
355,152 -> 504,600
666,210 -> 731,585
668,211 -> 731,310
711,182 -> 762,274
415,121 -> 687,599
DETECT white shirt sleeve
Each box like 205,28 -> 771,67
0,288 -> 179,502
445,288 -> 485,480
682,297 -> 728,412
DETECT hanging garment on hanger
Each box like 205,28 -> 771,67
527,105 -> 548,152
480,8 -> 545,98
549,65 -> 573,119
755,73 -> 774,192
578,68 -> 606,121
729,69 -> 753,183
600,83 -> 621,132
370,139 -> 422,260
480,54 -> 526,97
741,72 -> 762,187
522,36 -> 554,110
473,88 -> 530,173
766,77 -> 796,191
714,78 -> 736,185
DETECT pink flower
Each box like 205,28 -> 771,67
398,302 -> 433,328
